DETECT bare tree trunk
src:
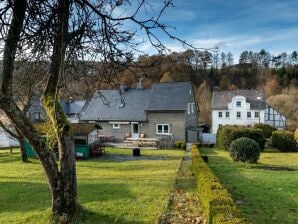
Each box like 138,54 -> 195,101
0,0 -> 76,221
16,129 -> 28,162
41,0 -> 77,217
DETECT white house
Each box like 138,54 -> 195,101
211,90 -> 286,134
0,128 -> 19,148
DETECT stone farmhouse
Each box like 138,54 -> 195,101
80,81 -> 199,142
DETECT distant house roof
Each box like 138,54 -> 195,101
60,100 -> 86,114
146,82 -> 194,111
212,89 -> 266,110
81,89 -> 151,121
81,81 -> 194,121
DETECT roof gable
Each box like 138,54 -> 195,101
212,89 -> 266,110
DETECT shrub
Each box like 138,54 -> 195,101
191,145 -> 248,223
272,130 -> 297,152
174,141 -> 182,148
174,141 -> 186,149
181,141 -> 186,150
253,124 -> 277,138
295,129 -> 298,142
229,137 -> 261,163
217,125 -> 265,150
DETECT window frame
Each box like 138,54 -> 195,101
255,111 -> 259,118
247,111 -> 251,118
156,124 -> 170,135
236,101 -> 241,107
218,111 -> 223,118
236,111 -> 241,119
187,103 -> 191,114
112,123 -> 121,129
191,103 -> 195,113
225,111 -> 230,118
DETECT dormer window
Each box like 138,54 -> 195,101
236,101 -> 241,107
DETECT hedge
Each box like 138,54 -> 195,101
216,125 -> 265,150
191,145 -> 248,224
272,130 -> 297,152
295,129 -> 298,143
253,124 -> 277,138
174,141 -> 186,149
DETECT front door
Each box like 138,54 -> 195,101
131,123 -> 139,138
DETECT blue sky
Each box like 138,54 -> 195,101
130,0 -> 298,61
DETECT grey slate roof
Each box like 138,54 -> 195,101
81,81 -> 194,121
212,89 -> 266,110
146,82 -> 193,111
60,100 -> 86,114
81,89 -> 151,121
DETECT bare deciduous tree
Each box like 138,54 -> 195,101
0,0 -> 191,221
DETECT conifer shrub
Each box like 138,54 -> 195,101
272,130 -> 297,152
229,137 -> 261,163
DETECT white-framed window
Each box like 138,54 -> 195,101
218,112 -> 222,118
247,111 -> 251,118
187,103 -> 191,114
236,101 -> 241,107
156,124 -> 170,135
255,111 -> 259,118
112,123 -> 121,129
226,111 -> 230,118
237,111 -> 241,118
191,103 -> 195,113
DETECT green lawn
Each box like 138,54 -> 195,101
200,148 -> 298,224
0,148 -> 184,224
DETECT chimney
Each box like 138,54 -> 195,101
68,96 -> 73,104
136,78 -> 144,89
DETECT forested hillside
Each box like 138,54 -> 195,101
9,49 -> 298,129
108,50 -> 297,129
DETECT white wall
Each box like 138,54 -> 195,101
212,96 -> 265,134
0,128 -> 20,148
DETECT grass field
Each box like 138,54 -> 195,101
0,148 -> 184,224
200,148 -> 298,224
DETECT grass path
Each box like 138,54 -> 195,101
200,148 -> 298,224
159,153 -> 205,224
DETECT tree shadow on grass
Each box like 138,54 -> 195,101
0,181 -> 134,213
81,153 -> 181,164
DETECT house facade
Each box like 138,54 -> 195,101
211,90 -> 286,134
80,82 -> 199,141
